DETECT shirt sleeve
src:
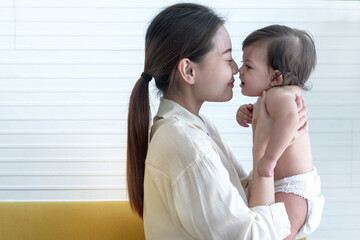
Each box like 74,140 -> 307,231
241,171 -> 253,201
217,132 -> 253,201
172,149 -> 291,240
202,115 -> 249,180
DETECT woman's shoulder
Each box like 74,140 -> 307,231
152,116 -> 206,141
147,116 -> 219,178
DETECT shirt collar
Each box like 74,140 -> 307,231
155,97 -> 210,135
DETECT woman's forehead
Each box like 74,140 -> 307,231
213,26 -> 232,53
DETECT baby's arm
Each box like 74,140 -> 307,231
257,91 -> 299,177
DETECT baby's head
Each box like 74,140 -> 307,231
239,25 -> 316,96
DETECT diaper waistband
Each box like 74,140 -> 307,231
274,168 -> 321,199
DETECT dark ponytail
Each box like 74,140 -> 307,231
127,76 -> 150,218
127,3 -> 224,217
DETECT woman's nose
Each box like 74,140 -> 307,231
231,60 -> 239,75
239,65 -> 244,76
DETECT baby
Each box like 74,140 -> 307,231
236,25 -> 324,239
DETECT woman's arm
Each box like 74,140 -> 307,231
249,91 -> 275,207
172,143 -> 291,240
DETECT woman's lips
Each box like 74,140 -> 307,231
228,81 -> 234,88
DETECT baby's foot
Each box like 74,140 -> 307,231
257,158 -> 277,177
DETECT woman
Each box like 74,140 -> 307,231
127,3 -> 308,239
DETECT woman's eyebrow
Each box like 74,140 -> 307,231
221,48 -> 232,54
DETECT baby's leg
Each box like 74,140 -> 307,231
276,192 -> 307,240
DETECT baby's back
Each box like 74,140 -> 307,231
275,126 -> 313,180
273,86 -> 313,180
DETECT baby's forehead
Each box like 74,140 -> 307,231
243,44 -> 267,59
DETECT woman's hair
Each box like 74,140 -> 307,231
127,3 -> 224,217
243,24 -> 316,90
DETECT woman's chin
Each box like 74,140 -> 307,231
220,94 -> 233,102
212,92 -> 233,102
222,89 -> 233,101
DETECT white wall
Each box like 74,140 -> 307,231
0,0 -> 359,239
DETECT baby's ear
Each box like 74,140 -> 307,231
270,70 -> 283,86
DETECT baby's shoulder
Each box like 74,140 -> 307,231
266,86 -> 301,101
265,86 -> 302,115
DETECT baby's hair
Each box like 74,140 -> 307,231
243,25 -> 316,90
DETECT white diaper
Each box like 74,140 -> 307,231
274,168 -> 325,239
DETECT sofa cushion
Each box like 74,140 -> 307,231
0,201 -> 145,240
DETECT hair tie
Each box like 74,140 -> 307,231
141,72 -> 152,82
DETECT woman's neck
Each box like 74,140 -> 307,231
164,91 -> 203,117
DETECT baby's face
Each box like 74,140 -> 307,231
238,45 -> 273,97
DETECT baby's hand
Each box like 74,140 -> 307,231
236,104 -> 253,127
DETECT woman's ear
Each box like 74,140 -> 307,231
177,58 -> 196,85
270,70 -> 283,86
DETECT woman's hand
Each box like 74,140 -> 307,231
250,91 -> 276,207
289,95 -> 309,145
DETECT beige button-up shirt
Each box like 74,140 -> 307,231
143,98 -> 290,240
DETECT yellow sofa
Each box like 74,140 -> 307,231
0,201 -> 307,240
0,201 -> 145,240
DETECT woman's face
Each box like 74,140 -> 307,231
192,25 -> 239,103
